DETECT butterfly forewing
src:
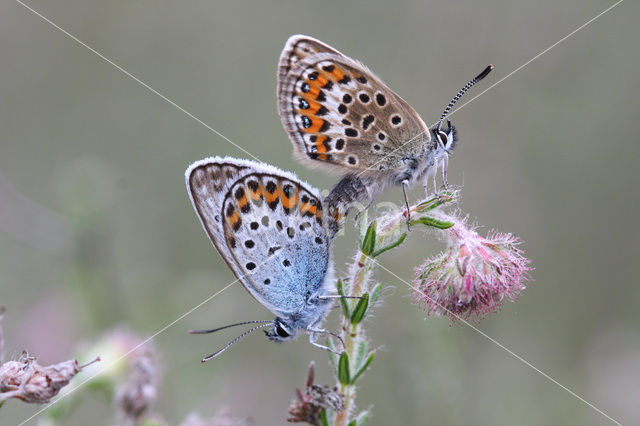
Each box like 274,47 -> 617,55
187,158 -> 330,317
278,35 -> 432,173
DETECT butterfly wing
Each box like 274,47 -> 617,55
186,157 -> 331,317
277,35 -> 434,174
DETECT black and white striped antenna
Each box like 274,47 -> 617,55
437,64 -> 493,131
190,320 -> 272,362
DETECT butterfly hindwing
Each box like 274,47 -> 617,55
186,157 -> 331,317
277,35 -> 433,173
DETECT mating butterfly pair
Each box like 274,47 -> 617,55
186,36 -> 492,360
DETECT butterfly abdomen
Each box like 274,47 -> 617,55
324,173 -> 389,236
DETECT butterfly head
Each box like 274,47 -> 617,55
264,318 -> 296,342
432,119 -> 458,153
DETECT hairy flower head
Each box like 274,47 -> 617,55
413,214 -> 532,322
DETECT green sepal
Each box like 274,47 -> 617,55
371,233 -> 407,257
349,293 -> 369,325
350,352 -> 374,384
338,352 -> 350,385
361,221 -> 377,256
411,216 -> 454,229
337,279 -> 350,318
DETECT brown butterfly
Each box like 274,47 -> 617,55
277,35 -> 492,234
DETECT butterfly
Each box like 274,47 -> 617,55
277,35 -> 492,233
185,157 -> 343,361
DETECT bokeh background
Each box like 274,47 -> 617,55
1,0 -> 639,425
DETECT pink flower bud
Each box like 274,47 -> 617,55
413,214 -> 532,322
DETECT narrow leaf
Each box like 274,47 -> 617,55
354,340 -> 367,368
338,352 -> 350,385
355,410 -> 370,426
360,221 -> 377,256
350,352 -> 374,384
411,216 -> 454,229
356,209 -> 369,244
320,409 -> 329,426
350,293 -> 369,325
337,279 -> 350,318
327,339 -> 339,375
369,283 -> 382,306
372,233 -> 407,257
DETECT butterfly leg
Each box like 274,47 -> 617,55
308,327 -> 344,354
401,180 -> 412,231
441,155 -> 449,190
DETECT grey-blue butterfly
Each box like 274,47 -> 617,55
186,157 -> 342,361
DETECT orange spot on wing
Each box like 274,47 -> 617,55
248,184 -> 262,200
303,116 -> 326,133
302,82 -> 320,99
227,210 -> 240,227
296,98 -> 323,115
265,187 -> 280,204
314,135 -> 328,153
310,73 -> 329,88
328,66 -> 345,81
236,194 -> 248,209
300,201 -> 310,215
281,188 -> 298,210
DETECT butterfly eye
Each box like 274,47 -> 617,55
276,322 -> 291,338
438,131 -> 448,143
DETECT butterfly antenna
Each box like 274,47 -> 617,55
200,323 -> 272,362
189,320 -> 272,335
437,64 -> 494,131
318,295 -> 366,300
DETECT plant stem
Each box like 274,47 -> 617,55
333,249 -> 375,426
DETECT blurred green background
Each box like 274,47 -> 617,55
1,0 -> 639,425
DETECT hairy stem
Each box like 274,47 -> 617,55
333,249 -> 374,426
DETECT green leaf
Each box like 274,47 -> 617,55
320,409 -> 329,426
337,279 -> 350,318
350,352 -> 374,384
338,352 -> 350,385
369,283 -> 382,306
411,216 -> 454,229
360,221 -> 377,256
415,193 -> 453,212
356,210 -> 369,243
371,233 -> 407,257
355,410 -> 370,426
348,421 -> 357,426
327,339 -> 339,375
354,340 -> 367,368
350,293 -> 369,325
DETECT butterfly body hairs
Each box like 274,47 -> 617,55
186,157 -> 340,360
277,35 -> 492,234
